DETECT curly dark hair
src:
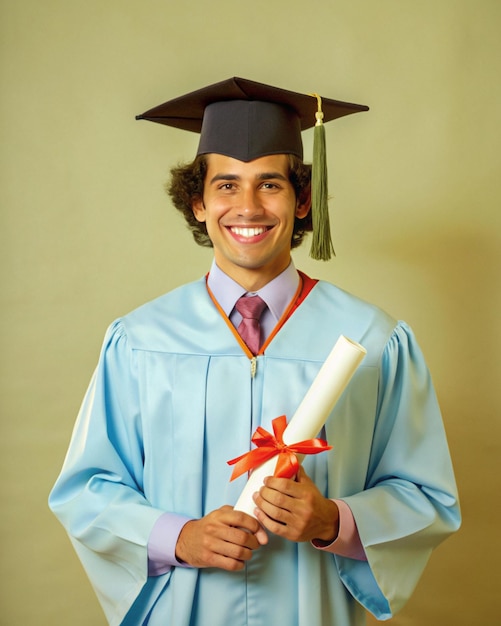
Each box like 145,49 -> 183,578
166,154 -> 312,248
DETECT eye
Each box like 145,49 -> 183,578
260,181 -> 280,191
218,182 -> 236,191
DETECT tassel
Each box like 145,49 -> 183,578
310,94 -> 335,260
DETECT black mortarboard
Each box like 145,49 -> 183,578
136,77 -> 369,259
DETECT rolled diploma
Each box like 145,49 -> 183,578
233,335 -> 366,517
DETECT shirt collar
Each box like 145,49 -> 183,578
207,260 -> 300,323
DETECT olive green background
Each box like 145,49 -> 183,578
1,1 -> 500,624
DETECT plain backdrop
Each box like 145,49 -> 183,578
1,1 -> 500,624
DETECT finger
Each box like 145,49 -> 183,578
296,465 -> 307,480
225,508 -> 264,536
254,524 -> 269,545
204,549 -> 250,571
224,525 -> 260,549
196,514 -> 260,553
226,506 -> 268,545
258,483 -> 295,513
231,518 -> 268,547
296,465 -> 315,485
200,530 -> 258,569
263,474 -> 303,497
253,505 -> 292,539
218,536 -> 255,561
253,489 -> 291,525
216,512 -> 265,550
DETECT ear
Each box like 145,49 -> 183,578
192,196 -> 206,223
295,186 -> 311,219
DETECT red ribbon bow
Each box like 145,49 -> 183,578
227,415 -> 332,481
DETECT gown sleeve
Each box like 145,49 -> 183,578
49,320 -> 165,625
338,321 -> 461,619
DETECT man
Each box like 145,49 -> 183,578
49,77 -> 460,626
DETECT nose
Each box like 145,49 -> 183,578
236,187 -> 264,217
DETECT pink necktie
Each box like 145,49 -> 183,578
235,295 -> 267,355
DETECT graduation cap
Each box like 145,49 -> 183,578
136,77 -> 368,260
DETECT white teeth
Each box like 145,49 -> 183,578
231,227 -> 267,238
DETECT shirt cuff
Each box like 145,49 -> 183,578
147,512 -> 194,576
311,499 -> 367,561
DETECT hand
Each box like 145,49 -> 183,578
175,505 -> 268,571
253,466 -> 339,544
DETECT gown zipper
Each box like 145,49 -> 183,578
250,357 -> 257,378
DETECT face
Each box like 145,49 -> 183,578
192,154 -> 310,291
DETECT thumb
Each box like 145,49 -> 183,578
296,465 -> 311,483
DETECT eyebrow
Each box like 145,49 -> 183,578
209,172 -> 289,185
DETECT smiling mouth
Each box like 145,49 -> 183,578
228,226 -> 271,238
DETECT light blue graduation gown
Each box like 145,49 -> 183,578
49,277 -> 460,625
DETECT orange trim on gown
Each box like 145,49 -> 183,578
206,271 -> 318,358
